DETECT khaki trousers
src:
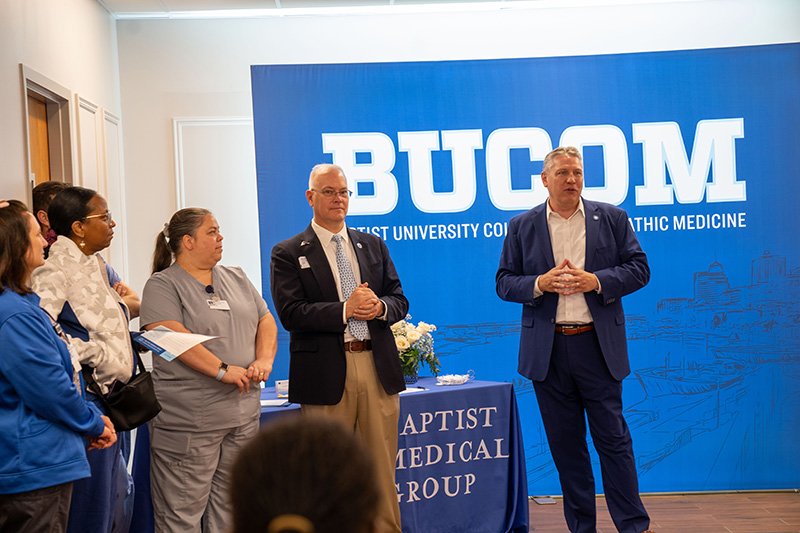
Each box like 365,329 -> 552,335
302,349 -> 401,533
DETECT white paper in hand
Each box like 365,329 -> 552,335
137,326 -> 217,362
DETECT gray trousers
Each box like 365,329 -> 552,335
150,418 -> 260,533
0,482 -> 73,533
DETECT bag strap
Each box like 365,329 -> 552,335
81,364 -> 111,415
82,346 -> 146,398
129,346 -> 146,376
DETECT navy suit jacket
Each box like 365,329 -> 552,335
496,199 -> 649,382
270,225 -> 408,405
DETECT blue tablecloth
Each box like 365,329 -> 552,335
397,378 -> 529,533
130,378 -> 528,533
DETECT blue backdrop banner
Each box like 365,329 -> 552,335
251,43 -> 800,494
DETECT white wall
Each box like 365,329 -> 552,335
116,0 -> 800,295
0,0 -> 120,200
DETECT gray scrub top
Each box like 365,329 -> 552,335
140,263 -> 269,432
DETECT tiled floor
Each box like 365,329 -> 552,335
529,491 -> 800,532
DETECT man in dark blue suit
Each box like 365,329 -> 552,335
496,147 -> 654,533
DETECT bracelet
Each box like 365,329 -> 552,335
215,361 -> 229,381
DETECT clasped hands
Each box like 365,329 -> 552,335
539,259 -> 599,296
87,415 -> 117,451
221,363 -> 272,393
345,283 -> 384,321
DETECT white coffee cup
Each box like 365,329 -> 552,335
275,379 -> 289,397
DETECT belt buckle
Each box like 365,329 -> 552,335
562,326 -> 578,336
557,324 -> 581,336
346,340 -> 366,352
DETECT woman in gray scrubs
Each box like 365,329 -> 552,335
140,207 -> 278,533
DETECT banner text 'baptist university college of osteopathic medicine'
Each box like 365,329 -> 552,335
251,43 -> 800,495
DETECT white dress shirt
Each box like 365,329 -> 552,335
534,199 -> 596,325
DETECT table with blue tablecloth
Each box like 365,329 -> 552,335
130,378 -> 528,533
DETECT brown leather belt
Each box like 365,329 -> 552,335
343,340 -> 372,352
555,323 -> 594,336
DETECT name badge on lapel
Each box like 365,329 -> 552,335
298,256 -> 311,269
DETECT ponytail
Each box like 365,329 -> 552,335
151,208 -> 211,274
151,230 -> 173,274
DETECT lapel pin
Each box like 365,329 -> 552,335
356,242 -> 363,249
592,214 -> 600,221
300,240 -> 310,247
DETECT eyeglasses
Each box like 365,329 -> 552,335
311,188 -> 352,198
83,212 -> 113,223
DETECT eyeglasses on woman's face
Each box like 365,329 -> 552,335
83,211 -> 113,224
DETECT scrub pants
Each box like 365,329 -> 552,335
149,417 -> 260,533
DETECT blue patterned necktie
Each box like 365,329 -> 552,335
332,235 -> 369,341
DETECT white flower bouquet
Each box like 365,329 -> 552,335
391,316 -> 441,379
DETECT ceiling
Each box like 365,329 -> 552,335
98,0 -> 557,18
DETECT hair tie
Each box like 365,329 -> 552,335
162,223 -> 170,242
267,514 -> 314,533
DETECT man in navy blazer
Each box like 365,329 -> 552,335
496,147 -> 653,533
270,164 -> 407,533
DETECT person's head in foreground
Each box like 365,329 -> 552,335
230,415 -> 379,533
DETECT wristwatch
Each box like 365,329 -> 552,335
215,361 -> 229,381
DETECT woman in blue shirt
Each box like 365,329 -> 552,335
0,200 -> 116,533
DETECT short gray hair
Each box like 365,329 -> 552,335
308,164 -> 346,190
543,146 -> 582,173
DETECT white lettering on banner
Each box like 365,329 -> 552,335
629,215 -> 671,232
634,118 -> 746,205
629,211 -> 747,232
321,118 -> 746,214
321,132 -> 398,215
672,211 -> 747,231
355,213 -> 745,241
395,405 -> 508,503
483,222 -> 508,238
381,222 -> 480,241
560,124 -> 629,206
352,225 -> 390,240
398,130 -> 482,213
485,127 -> 551,210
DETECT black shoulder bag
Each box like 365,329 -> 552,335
83,351 -> 162,431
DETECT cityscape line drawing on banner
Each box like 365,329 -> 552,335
434,251 -> 800,490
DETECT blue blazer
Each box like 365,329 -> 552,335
496,199 -> 649,382
271,225 -> 409,405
